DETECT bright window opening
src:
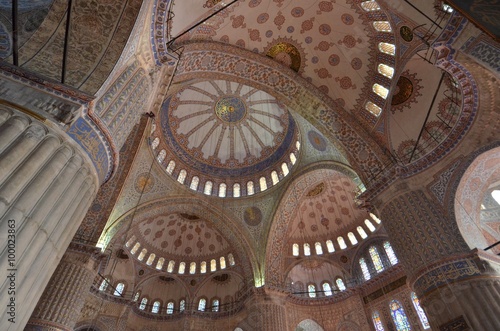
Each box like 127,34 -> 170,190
323,282 -> 333,296
167,260 -> 175,273
290,153 -> 297,165
131,242 -> 140,255
138,248 -> 147,261
228,253 -> 235,266
379,42 -> 396,55
304,243 -> 311,256
177,169 -> 187,184
167,301 -> 174,314
282,163 -> 289,176
336,278 -> 346,291
378,64 -> 394,78
373,21 -> 392,32
373,84 -> 389,99
308,284 -> 316,298
156,257 -> 165,270
361,0 -> 380,11
190,262 -> 196,274
369,246 -> 385,273
315,242 -> 323,255
204,181 -> 213,195
146,253 -> 155,266
412,292 -> 430,329
348,232 -> 358,245
357,226 -> 368,239
384,241 -> 398,265
166,160 -> 176,174
220,256 -> 227,269
293,243 -> 299,256
338,236 -> 347,250
190,176 -> 199,191
366,101 -> 383,116
178,261 -> 186,274
219,183 -> 227,197
152,301 -> 160,314
233,183 -> 241,198
201,261 -> 207,273
260,177 -> 268,191
247,181 -> 254,195
198,298 -> 206,311
360,258 -> 371,281
365,219 -> 376,232
326,240 -> 335,253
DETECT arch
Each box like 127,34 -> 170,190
296,319 -> 325,331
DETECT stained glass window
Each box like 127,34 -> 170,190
390,300 -> 412,331
308,284 -> 316,298
233,183 -> 241,197
177,169 -> 187,184
326,240 -> 335,253
204,181 -> 213,195
133,291 -> 140,302
167,301 -> 174,314
378,64 -> 394,78
322,282 -> 333,296
271,171 -> 279,185
198,298 -> 206,311
152,301 -> 160,313
369,246 -> 385,272
139,297 -> 148,310
373,21 -> 392,32
360,257 -> 371,280
99,278 -> 109,291
219,183 -> 227,197
114,282 -> 124,296
384,241 -> 398,265
190,176 -> 199,191
157,149 -> 166,163
212,299 -> 220,312
379,42 -> 396,55
228,253 -> 235,266
411,293 -> 430,329
372,311 -> 385,331
260,176 -> 268,191
315,242 -> 323,255
361,0 -> 380,11
336,278 -> 346,291
151,137 -> 159,149
166,160 -> 175,174
247,181 -> 254,195
180,299 -> 186,312
292,243 -> 299,256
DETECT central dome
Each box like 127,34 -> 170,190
156,79 -> 300,197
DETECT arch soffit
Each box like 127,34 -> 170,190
284,257 -> 348,279
135,273 -> 191,297
193,269 -> 246,299
170,41 -> 390,181
102,196 -> 257,280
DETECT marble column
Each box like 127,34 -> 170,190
25,243 -> 101,331
238,288 -> 288,331
0,105 -> 99,330
378,187 -> 500,330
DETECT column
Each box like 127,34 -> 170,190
25,243 -> 101,331
378,187 -> 500,330
238,288 -> 288,331
0,105 -> 99,330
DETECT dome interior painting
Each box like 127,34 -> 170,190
0,0 -> 499,330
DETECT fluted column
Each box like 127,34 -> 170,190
378,187 -> 500,330
25,243 -> 101,331
0,105 -> 99,330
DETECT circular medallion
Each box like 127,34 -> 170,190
391,76 -> 414,105
308,130 -> 327,151
215,96 -> 247,123
400,25 -> 413,42
244,206 -> 263,226
135,172 -> 155,193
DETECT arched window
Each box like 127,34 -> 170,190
198,298 -> 207,311
133,291 -> 140,302
200,261 -> 207,273
260,176 -> 268,191
146,253 -> 155,266
190,262 -> 196,274
151,137 -> 159,149
292,243 -> 299,256
190,176 -> 199,191
220,256 -> 227,269
357,226 -> 368,239
348,232 -> 358,245
139,297 -> 148,310
384,241 -> 398,265
156,257 -> 165,270
166,160 -> 176,174
372,311 -> 385,331
366,101 -> 382,116
378,42 -> 396,55
212,299 -> 220,312
282,163 -> 289,176
114,282 -> 124,296
167,260 -> 175,273
326,240 -> 335,253
322,282 -> 333,296
315,242 -> 323,255
361,0 -> 380,11
303,243 -> 311,256
151,122 -> 156,134
369,246 -> 385,272
373,21 -> 392,32
373,83 -> 389,99
125,235 -> 136,247
177,169 -> 187,184
290,152 -> 297,165
378,64 -> 394,78
308,284 -> 316,298
296,140 -> 301,150
492,190 -> 500,205
99,278 -> 109,291
360,258 -> 371,280
370,213 -> 382,224
228,253 -> 235,266
138,248 -> 147,261
247,181 -> 254,195
179,299 -> 186,312
365,219 -> 376,232
204,181 -> 213,195
338,236 -> 347,249
211,259 -> 217,272
178,261 -> 186,274
411,292 -> 430,329
233,183 -> 241,197
157,150 -> 166,163
219,183 -> 227,197
336,278 -> 346,291
130,242 -> 140,255
152,300 -> 160,314
271,171 -> 279,185
167,301 -> 174,314
390,300 -> 411,331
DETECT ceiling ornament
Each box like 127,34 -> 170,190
265,41 -> 303,73
306,182 -> 325,197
